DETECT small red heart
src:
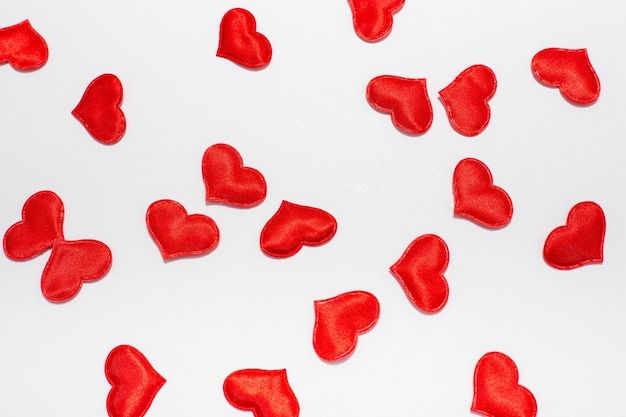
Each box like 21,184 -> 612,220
543,201 -> 605,270
0,20 -> 48,70
453,158 -> 513,228
472,352 -> 537,417
216,8 -> 272,69
72,73 -> 126,145
202,143 -> 267,207
531,48 -> 600,105
439,64 -> 497,137
366,75 -> 433,134
223,368 -> 299,417
260,200 -> 337,258
105,345 -> 166,417
348,0 -> 405,42
389,234 -> 449,313
146,199 -> 219,260
3,190 -> 64,261
313,291 -> 380,362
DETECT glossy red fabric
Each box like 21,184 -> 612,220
348,0 -> 404,42
0,20 -> 48,70
217,8 -> 272,69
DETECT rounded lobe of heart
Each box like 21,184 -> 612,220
472,352 -> 537,417
531,48 -> 600,105
543,201 -> 605,270
366,75 -> 433,134
389,234 -> 449,313
0,20 -> 48,70
105,345 -> 166,417
3,190 -> 64,260
348,0 -> 405,42
72,73 -> 126,144
202,143 -> 267,207
439,64 -> 497,136
260,200 -> 337,258
453,158 -> 513,228
224,368 -> 299,417
313,291 -> 380,361
216,8 -> 272,69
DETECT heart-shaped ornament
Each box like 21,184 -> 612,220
217,8 -> 272,69
0,20 -> 48,70
348,0 -> 405,42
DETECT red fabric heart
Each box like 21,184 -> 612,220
389,234 -> 449,313
105,345 -> 166,417
439,64 -> 497,136
543,201 -> 605,270
202,143 -> 267,207
260,200 -> 337,258
223,368 -> 299,417
313,291 -> 380,362
531,48 -> 600,105
472,352 -> 537,417
366,75 -> 433,134
72,73 -> 126,145
216,8 -> 272,69
0,20 -> 48,70
146,199 -> 219,260
453,158 -> 513,228
3,190 -> 64,261
348,0 -> 405,42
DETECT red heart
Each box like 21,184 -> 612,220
543,201 -> 605,270
260,200 -> 337,258
389,234 -> 449,313
439,64 -> 497,136
313,291 -> 380,361
202,143 -> 267,207
3,190 -> 64,261
366,75 -> 433,134
348,0 -> 405,42
223,368 -> 299,417
105,345 -> 166,417
72,73 -> 126,145
0,20 -> 48,70
531,48 -> 600,105
41,239 -> 112,302
453,158 -> 513,228
146,199 -> 219,260
472,352 -> 537,417
216,8 -> 272,69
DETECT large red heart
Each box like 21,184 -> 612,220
313,291 -> 380,361
348,0 -> 405,42
202,143 -> 267,207
0,20 -> 48,70
453,158 -> 513,228
439,64 -> 497,137
472,352 -> 537,417
389,234 -> 449,313
366,75 -> 433,134
223,368 -> 299,417
531,48 -> 600,105
146,199 -> 219,260
72,73 -> 126,145
105,345 -> 166,417
216,8 -> 272,69
3,190 -> 64,261
543,201 -> 605,270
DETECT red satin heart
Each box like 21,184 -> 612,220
531,48 -> 600,105
41,239 -> 112,302
0,20 -> 48,70
543,201 -> 605,270
453,158 -> 513,228
366,75 -> 433,134
105,345 -> 166,417
202,143 -> 267,207
223,368 -> 299,417
3,190 -> 64,260
260,200 -> 337,258
146,199 -> 219,260
72,73 -> 126,145
389,234 -> 449,313
439,64 -> 497,136
472,352 -> 537,417
216,8 -> 272,69
348,0 -> 405,42
313,291 -> 380,362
